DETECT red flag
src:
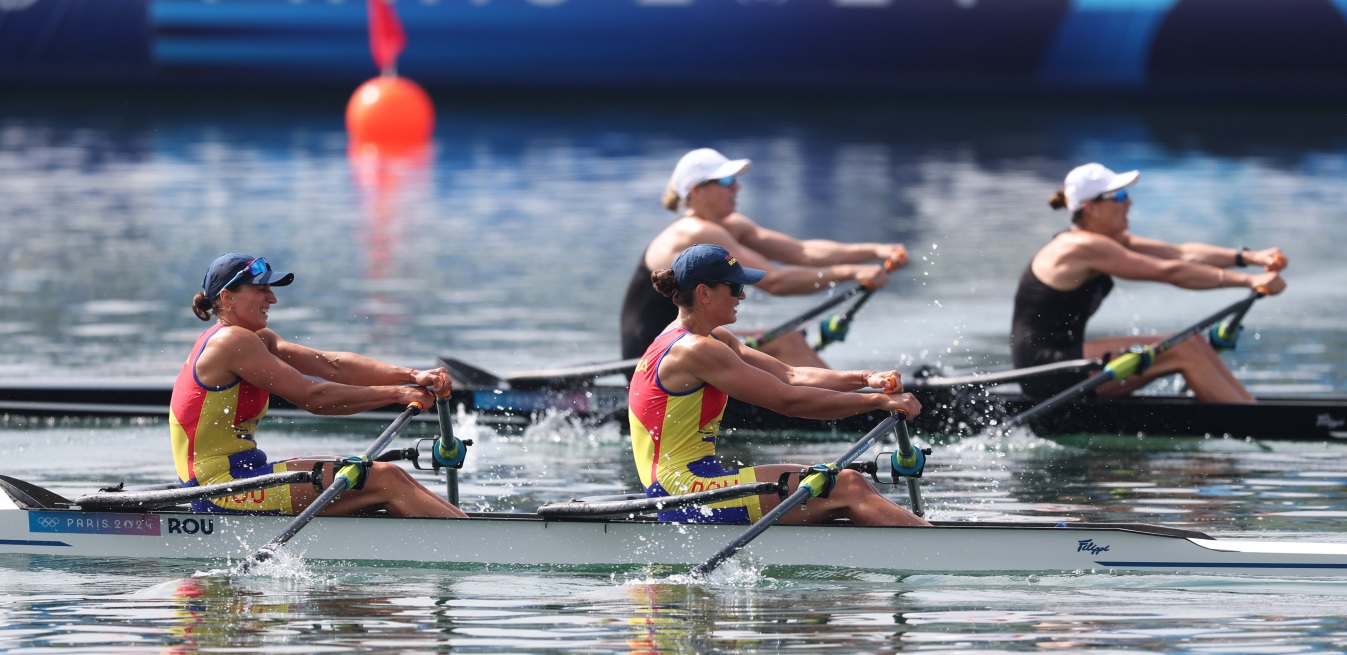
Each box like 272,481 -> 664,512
368,0 -> 406,74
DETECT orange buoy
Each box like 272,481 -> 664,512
345,75 -> 435,147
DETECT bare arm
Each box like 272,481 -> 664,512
1123,234 -> 1289,272
719,328 -> 893,391
716,214 -> 905,295
197,327 -> 438,415
659,331 -> 920,420
1074,235 -> 1286,293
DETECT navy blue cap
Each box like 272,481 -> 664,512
672,244 -> 766,291
202,253 -> 294,299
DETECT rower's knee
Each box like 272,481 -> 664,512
765,330 -> 827,368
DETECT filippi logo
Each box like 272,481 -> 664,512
1316,414 -> 1345,430
1077,538 -> 1110,555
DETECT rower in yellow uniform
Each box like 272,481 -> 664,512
170,253 -> 466,518
628,244 -> 929,526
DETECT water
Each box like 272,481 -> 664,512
2,91 -> 1347,652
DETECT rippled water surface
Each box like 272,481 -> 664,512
2,92 -> 1347,653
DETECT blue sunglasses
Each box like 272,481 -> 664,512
703,176 -> 736,187
1094,188 -> 1129,203
218,257 -> 271,297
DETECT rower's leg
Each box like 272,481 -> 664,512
287,460 -> 467,518
751,465 -> 929,527
1086,335 -> 1254,403
761,330 -> 829,368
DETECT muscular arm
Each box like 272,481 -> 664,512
269,336 -> 418,386
198,328 -> 432,415
659,331 -> 917,420
696,215 -> 901,296
1073,234 -> 1276,291
719,328 -> 876,391
1122,233 -> 1244,267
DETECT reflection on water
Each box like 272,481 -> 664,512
4,421 -> 1347,652
4,93 -> 1347,652
1,95 -> 1345,397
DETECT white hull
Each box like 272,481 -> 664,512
5,499 -> 1347,577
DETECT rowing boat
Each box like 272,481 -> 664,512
3,474 -> 1346,577
3,366 -> 1344,440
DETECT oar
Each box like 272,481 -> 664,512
906,358 -> 1102,391
690,411 -> 903,578
890,417 -> 926,517
995,290 -> 1266,434
238,401 -> 424,571
741,283 -> 869,350
1209,254 -> 1284,351
815,251 -> 906,351
537,482 -> 783,517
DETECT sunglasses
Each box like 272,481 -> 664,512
702,280 -> 744,296
1093,188 -> 1129,203
218,257 -> 271,297
702,176 -> 736,187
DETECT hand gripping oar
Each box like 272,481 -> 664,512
1208,254 -> 1283,351
690,411 -> 904,578
816,251 -> 906,351
238,401 -> 424,571
996,290 -> 1267,435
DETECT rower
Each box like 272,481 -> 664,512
628,244 -> 929,527
1010,163 -> 1288,402
619,148 -> 908,370
169,253 -> 466,518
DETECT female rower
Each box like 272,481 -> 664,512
170,253 -> 466,518
1010,163 -> 1288,402
619,147 -> 909,369
628,243 -> 929,527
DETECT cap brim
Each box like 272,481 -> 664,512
1105,170 -> 1140,192
709,158 -> 751,180
253,271 -> 294,287
725,266 -> 766,286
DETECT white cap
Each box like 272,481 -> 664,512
670,148 -> 752,200
1064,163 -> 1140,211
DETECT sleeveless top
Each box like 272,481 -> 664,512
628,328 -> 730,495
1009,262 -> 1113,397
619,256 -> 678,363
169,324 -> 272,486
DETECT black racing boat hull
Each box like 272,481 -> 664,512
1,378 -> 1344,441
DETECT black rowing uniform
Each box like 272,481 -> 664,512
1009,262 -> 1113,399
620,257 -> 677,370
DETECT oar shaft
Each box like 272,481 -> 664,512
246,403 -> 423,567
691,413 -> 900,577
907,358 -> 1101,391
747,284 -> 865,349
999,291 -> 1263,433
436,395 -> 459,506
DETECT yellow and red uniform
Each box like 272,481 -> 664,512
628,328 -> 762,523
169,325 -> 293,514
